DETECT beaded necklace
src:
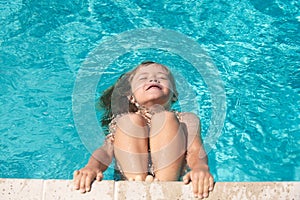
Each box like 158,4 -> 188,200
128,95 -> 155,126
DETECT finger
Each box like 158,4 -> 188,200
202,177 -> 210,198
96,171 -> 103,181
183,172 -> 191,184
73,170 -> 80,177
145,175 -> 154,182
191,174 -> 199,196
209,176 -> 214,191
128,177 -> 134,181
73,171 -> 81,190
85,174 -> 95,192
79,174 -> 87,193
197,177 -> 204,199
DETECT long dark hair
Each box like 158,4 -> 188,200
97,61 -> 178,132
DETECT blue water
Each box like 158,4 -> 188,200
1,0 -> 299,181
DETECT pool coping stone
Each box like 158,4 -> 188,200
0,179 -> 299,200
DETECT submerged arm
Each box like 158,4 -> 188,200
89,139 -> 114,171
185,115 -> 208,168
181,112 -> 214,199
73,138 -> 114,193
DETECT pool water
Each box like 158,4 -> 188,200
1,0 -> 299,181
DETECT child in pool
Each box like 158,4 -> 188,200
73,61 -> 214,198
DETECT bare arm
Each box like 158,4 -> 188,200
183,113 -> 208,169
181,112 -> 214,199
73,138 -> 114,193
88,140 -> 114,171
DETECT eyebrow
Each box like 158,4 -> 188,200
157,72 -> 168,75
136,72 -> 148,77
136,72 -> 168,77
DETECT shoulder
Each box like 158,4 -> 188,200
177,112 -> 201,137
177,112 -> 200,127
178,112 -> 200,121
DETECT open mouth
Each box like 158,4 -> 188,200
146,84 -> 162,90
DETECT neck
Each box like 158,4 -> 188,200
135,104 -> 170,126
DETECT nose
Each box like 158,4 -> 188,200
149,79 -> 159,83
149,74 -> 160,83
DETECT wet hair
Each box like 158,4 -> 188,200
97,61 -> 178,131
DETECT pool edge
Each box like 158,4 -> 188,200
0,178 -> 299,199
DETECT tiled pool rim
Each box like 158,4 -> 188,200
1,179 -> 299,200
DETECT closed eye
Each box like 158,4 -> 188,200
139,77 -> 147,80
158,76 -> 168,80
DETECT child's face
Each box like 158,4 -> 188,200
130,64 -> 174,108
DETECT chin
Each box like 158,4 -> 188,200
143,98 -> 170,107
